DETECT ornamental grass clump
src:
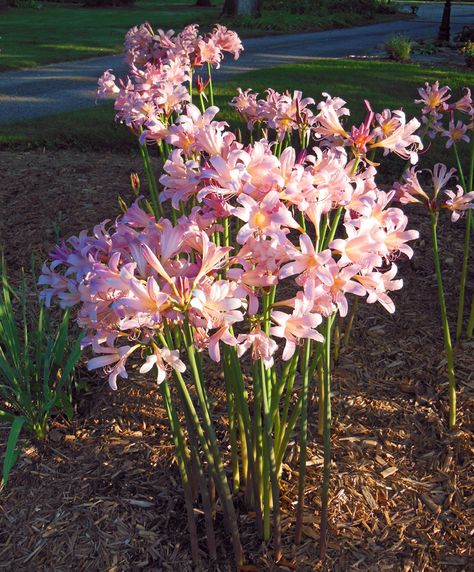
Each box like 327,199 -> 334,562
41,22 -> 423,565
385,34 -> 412,62
0,259 -> 83,486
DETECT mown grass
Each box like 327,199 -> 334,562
0,0 -> 402,71
1,59 -> 471,161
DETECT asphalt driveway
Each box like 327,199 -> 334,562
0,3 -> 472,124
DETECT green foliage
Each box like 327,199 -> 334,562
460,40 -> 474,68
0,0 -> 399,71
82,0 -> 136,7
385,34 -> 412,62
264,0 -> 395,15
0,259 -> 83,486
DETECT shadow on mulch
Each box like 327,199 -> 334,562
0,150 -> 472,571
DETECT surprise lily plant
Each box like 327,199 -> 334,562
40,22 -> 426,566
395,82 -> 474,429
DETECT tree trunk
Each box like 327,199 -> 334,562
195,0 -> 212,6
221,0 -> 261,16
437,0 -> 452,43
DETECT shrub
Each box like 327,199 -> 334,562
385,34 -> 412,62
0,261 -> 83,486
461,40 -> 474,68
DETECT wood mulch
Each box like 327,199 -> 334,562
0,150 -> 472,571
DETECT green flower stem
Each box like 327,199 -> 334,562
343,297 -> 360,350
294,339 -> 312,545
182,325 -> 243,564
275,392 -> 303,478
223,217 -> 230,248
271,352 -> 298,432
159,332 -> 217,557
159,380 -> 200,565
259,359 -> 283,563
138,141 -> 163,218
469,131 -> 474,194
223,348 -> 240,493
320,315 -> 335,559
430,212 -> 456,429
254,361 -> 270,540
456,210 -> 472,342
467,293 -> 474,338
332,316 -> 343,365
225,346 -> 263,534
323,207 -> 343,249
275,352 -> 299,454
186,409 -> 218,560
453,143 -> 467,191
198,91 -> 206,114
207,63 -> 214,106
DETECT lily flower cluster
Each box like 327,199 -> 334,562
40,125 -> 418,389
394,162 -> 474,221
415,81 -> 473,147
42,22 -> 429,566
97,22 -> 242,134
231,89 -> 423,162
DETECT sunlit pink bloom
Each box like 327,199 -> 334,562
193,231 -> 232,283
210,24 -> 243,59
432,163 -> 457,198
415,81 -> 451,115
154,82 -> 190,116
196,37 -> 222,67
233,190 -> 300,243
370,114 -> 422,164
141,243 -> 175,286
442,120 -> 470,148
208,326 -> 237,362
382,219 -> 419,259
355,264 -> 402,313
444,186 -> 474,222
237,327 -> 278,368
167,104 -> 221,153
38,264 -> 80,308
87,344 -> 140,390
330,222 -> 383,269
199,153 -> 246,198
124,23 -> 155,66
314,93 -> 350,139
270,282 -> 324,360
114,275 -> 169,325
270,90 -> 315,140
155,28 -> 177,50
190,280 -> 242,328
140,116 -> 168,144
230,88 -> 259,128
97,69 -> 120,99
279,236 -> 331,281
314,260 -> 365,317
160,149 -> 201,208
449,88 -> 473,117
194,124 -> 237,157
121,201 -> 154,228
140,346 -> 186,383
393,167 -> 429,205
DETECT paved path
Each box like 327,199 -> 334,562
0,3 -> 472,124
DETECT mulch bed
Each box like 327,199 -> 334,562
0,150 -> 472,571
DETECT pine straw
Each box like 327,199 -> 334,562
0,150 -> 473,571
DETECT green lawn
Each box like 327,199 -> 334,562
1,58 -> 471,164
0,0 -> 402,72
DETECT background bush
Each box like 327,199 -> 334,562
385,34 -> 412,62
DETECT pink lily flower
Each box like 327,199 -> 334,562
444,186 -> 474,222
